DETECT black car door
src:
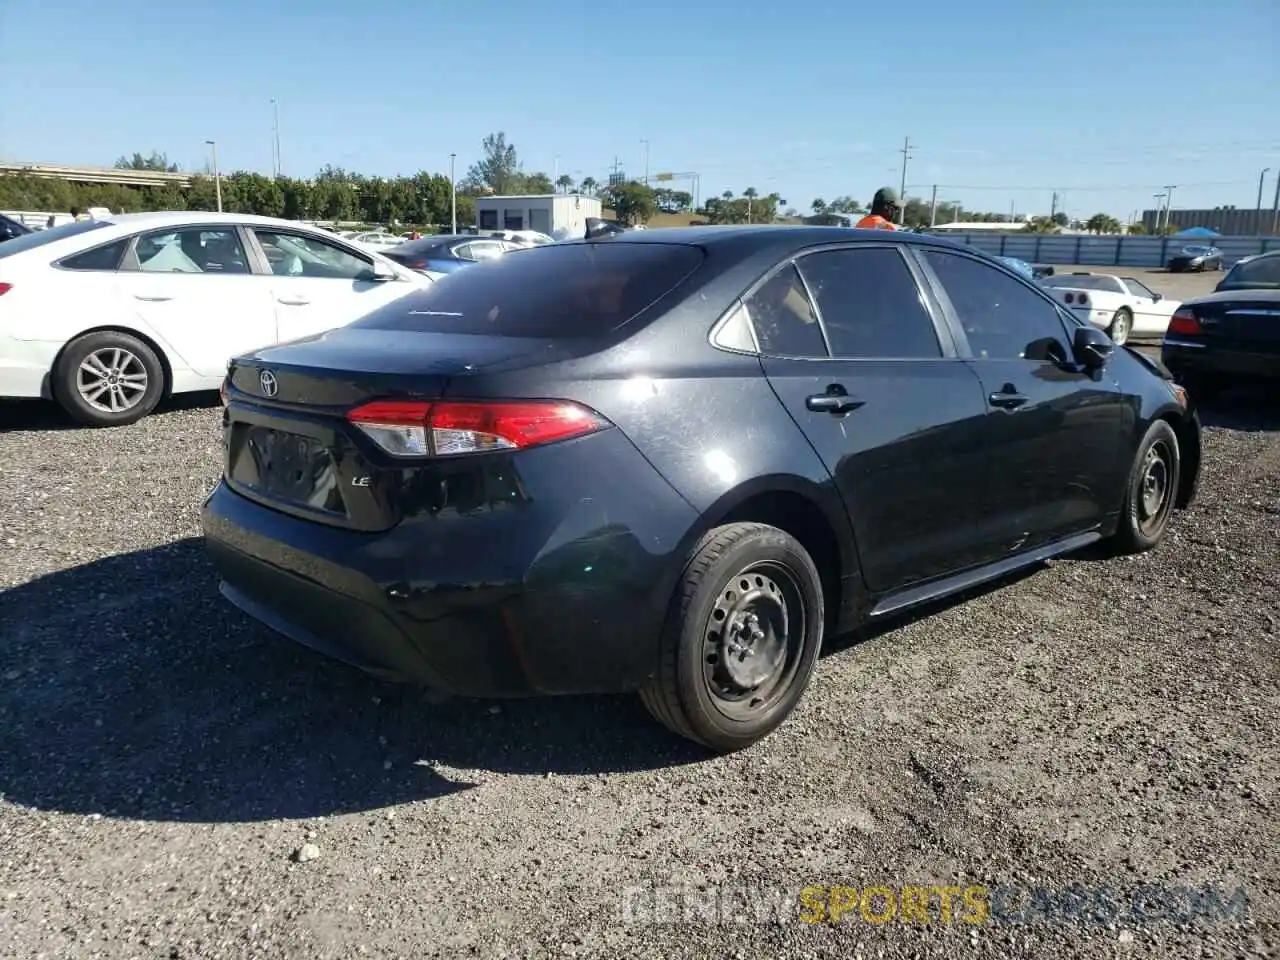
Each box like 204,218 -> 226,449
913,248 -> 1127,553
747,244 -> 995,595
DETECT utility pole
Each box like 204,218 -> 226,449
1272,170 -> 1280,235
449,153 -> 457,233
1258,168 -> 1271,234
1009,200 -> 1016,223
641,139 -> 650,185
898,137 -> 912,211
1162,185 -> 1176,230
1152,194 -> 1166,232
205,140 -> 222,212
929,184 -> 938,227
271,98 -> 281,178
1050,191 -> 1058,221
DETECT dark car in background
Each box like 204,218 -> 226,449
203,226 -> 1201,753
1162,288 -> 1280,400
1167,245 -> 1223,272
379,234 -> 523,279
1214,249 -> 1280,293
0,214 -> 32,243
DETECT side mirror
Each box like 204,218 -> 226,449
367,259 -> 396,282
1074,324 -> 1114,369
1152,292 -> 1163,302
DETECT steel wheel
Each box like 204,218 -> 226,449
77,347 -> 149,414
1137,437 -> 1174,537
701,560 -> 808,721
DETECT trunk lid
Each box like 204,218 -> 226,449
1187,290 -> 1280,350
221,326 -> 589,531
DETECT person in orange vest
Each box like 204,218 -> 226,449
855,187 -> 902,230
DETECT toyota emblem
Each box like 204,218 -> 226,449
259,369 -> 279,397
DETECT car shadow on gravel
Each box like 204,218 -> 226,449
0,391 -> 221,432
1195,387 -> 1280,432
0,539 -> 710,824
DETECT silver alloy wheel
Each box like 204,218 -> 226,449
77,347 -> 148,414
1110,310 -> 1131,345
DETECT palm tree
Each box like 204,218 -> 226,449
744,186 -> 758,223
555,174 -> 574,194
811,198 -> 827,215
579,177 -> 598,196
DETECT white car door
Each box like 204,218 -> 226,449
123,225 -> 277,379
248,228 -> 415,343
1119,277 -> 1179,334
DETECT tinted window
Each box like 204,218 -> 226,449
1121,278 -> 1157,299
924,250 -> 1070,362
467,241 -> 507,261
352,241 -> 704,338
58,239 -> 128,271
478,209 -> 499,230
1226,254 -> 1280,286
796,248 -> 941,358
743,263 -> 826,357
253,229 -> 371,279
136,228 -> 250,274
0,218 -> 111,260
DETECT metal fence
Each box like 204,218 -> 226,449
940,233 -> 1280,268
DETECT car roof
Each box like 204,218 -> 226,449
98,211 -> 338,230
1185,288 -> 1280,305
565,224 -> 978,254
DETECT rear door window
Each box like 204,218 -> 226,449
351,242 -> 705,338
742,263 -> 827,357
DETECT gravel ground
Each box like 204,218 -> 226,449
1,380 -> 1277,960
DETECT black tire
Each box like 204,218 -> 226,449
53,330 -> 165,427
1112,419 -> 1181,554
640,522 -> 825,753
1108,307 -> 1133,345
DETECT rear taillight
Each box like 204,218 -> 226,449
1077,293 -> 1089,307
0,282 -> 12,297
219,377 -> 230,405
346,399 -> 611,457
1168,307 -> 1202,335
1063,293 -> 1073,304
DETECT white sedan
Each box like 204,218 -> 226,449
1040,272 -> 1180,345
0,211 -> 430,426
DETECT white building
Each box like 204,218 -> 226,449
475,194 -> 602,240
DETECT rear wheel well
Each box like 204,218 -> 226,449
52,326 -> 174,399
1161,412 -> 1200,508
719,491 -> 842,631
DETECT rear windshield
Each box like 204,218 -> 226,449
1042,274 -> 1121,292
1182,245 -> 1214,255
0,218 -> 111,259
352,241 -> 705,338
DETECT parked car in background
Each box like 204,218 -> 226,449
997,256 -> 1037,281
1167,245 -> 1223,272
0,212 -> 430,426
488,229 -> 555,247
1041,272 -> 1179,344
203,226 -> 1201,753
1214,249 -> 1280,293
348,231 -> 406,253
1162,288 -> 1280,401
0,214 -> 32,243
379,234 -> 521,279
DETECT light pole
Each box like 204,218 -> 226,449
641,139 -> 650,185
271,98 -> 282,178
449,153 -> 457,234
1162,185 -> 1177,230
1152,194 -> 1166,232
1272,170 -> 1280,236
205,140 -> 222,212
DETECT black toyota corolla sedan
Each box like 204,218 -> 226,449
203,226 -> 1202,753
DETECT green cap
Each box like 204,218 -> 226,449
873,186 -> 900,206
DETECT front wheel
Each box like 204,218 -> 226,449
640,522 -> 825,753
1108,307 -> 1133,345
1111,419 -> 1181,554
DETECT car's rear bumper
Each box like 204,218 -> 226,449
0,336 -> 59,398
1162,340 -> 1280,382
200,429 -> 700,697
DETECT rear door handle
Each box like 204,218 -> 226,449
989,392 -> 1029,409
276,296 -> 310,306
134,294 -> 172,302
805,393 -> 865,414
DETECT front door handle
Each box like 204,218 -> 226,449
276,296 -> 311,306
805,392 -> 865,414
989,391 -> 1029,409
134,294 -> 173,302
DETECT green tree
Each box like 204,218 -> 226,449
1051,211 -> 1069,227
1086,213 -> 1122,234
524,172 -> 555,194
603,180 -> 656,225
827,196 -> 863,214
115,151 -> 179,172
463,132 -> 525,195
555,174 -> 574,193
1127,222 -> 1147,235
652,188 -> 693,214
579,176 -> 598,196
811,198 -> 827,215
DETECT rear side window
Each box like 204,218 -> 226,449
796,248 -> 941,358
1226,255 -> 1280,286
743,263 -> 826,357
58,239 -> 128,271
352,242 -> 704,338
